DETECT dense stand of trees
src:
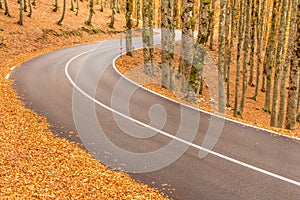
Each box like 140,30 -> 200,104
125,0 -> 300,131
1,0 -> 299,131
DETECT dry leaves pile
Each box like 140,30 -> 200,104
0,1 -> 167,199
116,48 -> 300,139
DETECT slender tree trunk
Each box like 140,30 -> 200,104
76,0 -> 79,15
135,0 -> 140,26
86,0 -> 94,26
109,0 -> 116,28
217,0 -> 226,113
248,0 -> 255,87
169,0 -> 178,90
4,0 -> 11,16
24,0 -> 27,13
0,0 -> 2,9
263,0 -> 279,113
270,0 -> 288,127
27,0 -> 32,17
253,0 -> 266,100
18,0 -> 24,25
125,0 -> 133,56
278,0 -> 292,127
239,0 -> 251,115
285,0 -> 299,130
178,0 -> 195,101
57,0 -> 66,25
142,0 -> 154,76
161,0 -> 171,88
191,0 -> 211,96
70,0 -> 74,11
224,0 -> 232,107
233,0 -> 244,117
53,0 -> 58,12
100,0 -> 104,12
223,0 -> 230,82
209,0 -> 215,50
116,0 -> 120,13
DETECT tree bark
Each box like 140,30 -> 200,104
142,0 -> 154,76
263,0 -> 279,113
190,0 -> 211,96
125,0 -> 133,56
209,0 -> 215,50
233,0 -> 244,117
270,0 -> 288,127
239,0 -> 251,115
4,0 -> 11,16
285,0 -> 299,130
57,0 -> 66,25
18,0 -> 24,25
248,0 -> 255,87
27,0 -> 32,17
135,0 -> 140,26
53,0 -> 58,12
253,0 -> 266,100
109,0 -> 116,28
86,0 -> 94,26
178,0 -> 195,101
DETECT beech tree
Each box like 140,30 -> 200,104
4,0 -> 11,16
209,0 -> 215,50
0,0 -> 2,9
135,0 -> 140,26
18,0 -> 24,25
86,0 -> 94,26
263,0 -> 279,113
285,0 -> 299,130
190,0 -> 211,95
270,0 -> 289,126
109,0 -> 116,28
57,0 -> 66,25
125,0 -> 133,56
178,0 -> 195,100
142,0 -> 154,76
53,0 -> 58,12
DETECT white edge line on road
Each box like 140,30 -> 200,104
5,74 -> 10,80
113,49 -> 300,142
65,48 -> 300,187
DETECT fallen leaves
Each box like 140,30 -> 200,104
0,0 -> 168,199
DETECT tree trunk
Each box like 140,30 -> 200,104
100,0 -> 104,12
109,0 -> 116,28
18,0 -> 24,25
263,0 -> 279,113
135,0 -> 140,26
142,0 -> 154,76
253,0 -> 266,100
248,0 -> 255,87
239,0 -> 251,115
57,0 -> 66,25
4,0 -> 11,16
70,0 -> 74,11
125,0 -> 133,56
217,0 -> 226,113
178,0 -> 195,101
270,0 -> 288,127
86,0 -> 94,26
233,0 -> 244,117
209,0 -> 215,50
190,0 -> 211,96
161,0 -> 172,88
285,0 -> 299,130
224,0 -> 232,107
53,0 -> 58,12
278,0 -> 292,128
27,0 -> 32,17
0,0 -> 2,9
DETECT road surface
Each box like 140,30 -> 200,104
12,35 -> 300,199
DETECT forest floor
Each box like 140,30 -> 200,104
116,41 -> 300,139
0,1 -> 167,199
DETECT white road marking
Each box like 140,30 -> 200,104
65,48 -> 300,187
10,66 -> 16,71
5,74 -> 10,80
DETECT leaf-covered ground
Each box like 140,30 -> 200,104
0,1 -> 167,199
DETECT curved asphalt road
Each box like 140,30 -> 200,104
12,34 -> 300,199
